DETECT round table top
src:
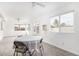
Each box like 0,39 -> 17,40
15,35 -> 42,42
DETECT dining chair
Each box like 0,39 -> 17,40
13,41 -> 32,56
39,38 -> 44,56
29,38 -> 44,56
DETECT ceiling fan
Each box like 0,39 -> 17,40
32,2 -> 45,8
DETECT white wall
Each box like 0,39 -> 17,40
0,2 -> 32,36
33,3 -> 79,55
3,17 -> 32,36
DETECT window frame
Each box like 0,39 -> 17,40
50,11 -> 74,33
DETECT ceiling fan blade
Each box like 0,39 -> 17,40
36,2 -> 45,7
32,2 -> 45,7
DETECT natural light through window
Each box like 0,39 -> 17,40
60,12 -> 74,33
50,11 -> 74,33
50,16 -> 59,32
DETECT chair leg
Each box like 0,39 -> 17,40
41,45 -> 44,55
22,53 -> 24,56
22,52 -> 26,56
34,49 -> 39,56
39,48 -> 43,56
13,51 -> 18,56
28,50 -> 32,56
39,45 -> 44,56
31,49 -> 36,56
24,53 -> 26,56
16,52 -> 18,56
13,51 -> 16,56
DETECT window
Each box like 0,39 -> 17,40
14,24 -> 26,31
33,24 -> 40,34
42,25 -> 47,31
50,11 -> 74,33
50,16 -> 59,32
60,12 -> 74,33
27,24 -> 31,31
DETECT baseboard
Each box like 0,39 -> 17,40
43,40 -> 78,56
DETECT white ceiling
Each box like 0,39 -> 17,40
0,2 -> 32,19
0,2 -> 77,20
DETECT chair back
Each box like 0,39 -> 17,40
14,41 -> 26,48
40,38 -> 43,43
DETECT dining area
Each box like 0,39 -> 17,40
0,2 -> 77,56
0,34 -> 76,56
13,35 -> 44,56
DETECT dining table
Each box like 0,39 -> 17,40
14,35 -> 43,55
